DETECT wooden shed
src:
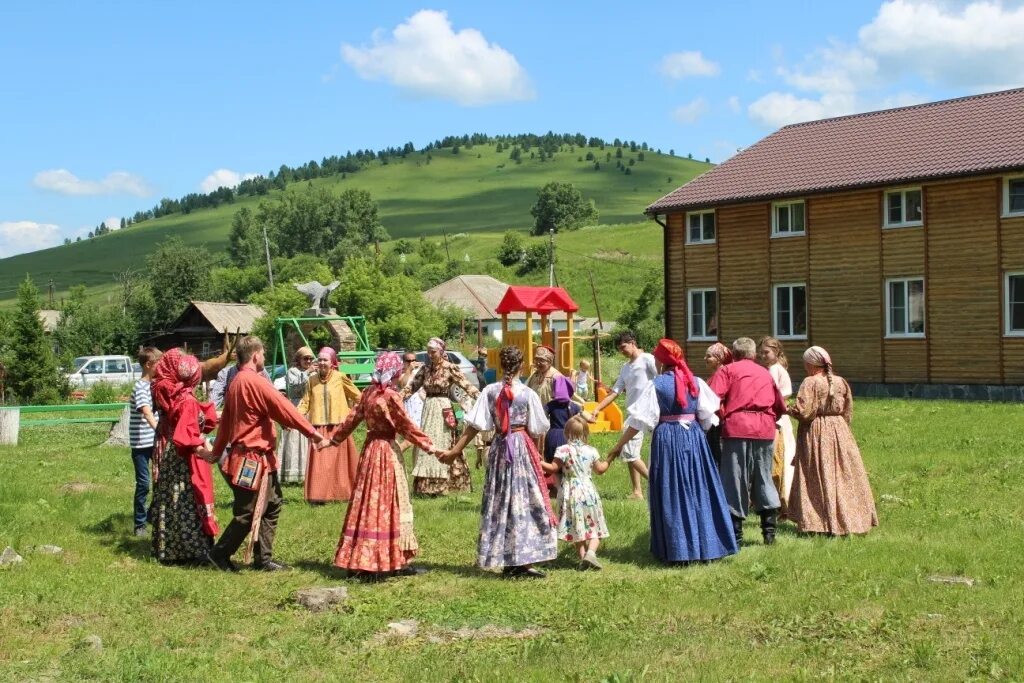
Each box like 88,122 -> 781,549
646,88 -> 1024,398
150,301 -> 266,359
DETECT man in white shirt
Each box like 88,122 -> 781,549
583,331 -> 657,499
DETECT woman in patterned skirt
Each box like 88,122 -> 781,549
788,346 -> 878,536
149,349 -> 220,565
402,337 -> 479,496
277,346 -> 314,484
332,352 -> 440,580
444,346 -> 557,579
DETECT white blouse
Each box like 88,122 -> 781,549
625,377 -> 721,433
465,380 -> 550,438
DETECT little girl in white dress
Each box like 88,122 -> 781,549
542,415 -> 610,570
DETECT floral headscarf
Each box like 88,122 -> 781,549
372,351 -> 403,388
427,337 -> 447,354
705,342 -> 733,366
152,348 -> 202,417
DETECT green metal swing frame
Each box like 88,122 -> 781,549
269,315 -> 377,390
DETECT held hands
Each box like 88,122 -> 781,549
314,434 -> 333,450
606,445 -> 622,463
195,446 -> 218,463
581,410 -> 598,424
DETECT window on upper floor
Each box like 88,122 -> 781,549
1003,176 -> 1024,217
772,200 -> 806,237
1007,272 -> 1024,336
772,283 -> 807,339
886,278 -> 926,338
687,288 -> 718,341
884,188 -> 923,228
686,210 -> 715,244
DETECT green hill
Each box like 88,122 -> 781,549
0,143 -> 706,307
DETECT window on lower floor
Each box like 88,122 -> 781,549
1007,272 -> 1024,336
688,288 -> 718,340
1004,176 -> 1024,216
884,188 -> 923,228
886,278 -> 925,337
773,283 -> 807,339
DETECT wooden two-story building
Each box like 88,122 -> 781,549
646,88 -> 1024,398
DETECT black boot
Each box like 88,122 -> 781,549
760,510 -> 779,546
731,516 -> 744,546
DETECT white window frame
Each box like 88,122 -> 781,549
772,283 -> 808,340
883,187 -> 924,228
1002,175 -> 1024,218
771,200 -> 806,238
885,277 -> 926,339
687,288 -> 718,341
1006,271 -> 1024,337
685,210 -> 716,245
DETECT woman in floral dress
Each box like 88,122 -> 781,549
149,349 -> 220,565
402,337 -> 479,496
278,346 -> 314,484
787,346 -> 878,536
445,346 -> 557,579
332,352 -> 440,580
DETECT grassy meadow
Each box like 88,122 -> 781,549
1,399 -> 1023,681
0,145 -> 705,307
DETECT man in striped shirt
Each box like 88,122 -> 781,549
128,347 -> 162,536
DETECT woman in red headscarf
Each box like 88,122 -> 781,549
608,339 -> 737,564
149,348 -> 220,565
332,352 -> 442,580
298,346 -> 362,503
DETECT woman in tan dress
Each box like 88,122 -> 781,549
298,346 -> 362,503
787,346 -> 878,536
402,338 -> 479,496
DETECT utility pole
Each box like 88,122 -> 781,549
548,229 -> 555,287
261,224 -> 274,288
47,278 -> 55,307
588,270 -> 604,385
443,230 -> 452,265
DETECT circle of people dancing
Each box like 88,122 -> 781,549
137,330 -> 878,581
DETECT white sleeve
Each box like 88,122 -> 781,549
645,353 -> 658,379
526,388 -> 551,438
464,385 -> 495,431
776,367 -> 793,398
624,381 -> 659,433
696,378 -> 721,430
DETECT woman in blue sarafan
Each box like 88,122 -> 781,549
608,338 -> 738,564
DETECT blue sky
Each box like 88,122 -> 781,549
2,0 -> 1023,258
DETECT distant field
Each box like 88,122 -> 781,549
0,145 -> 707,307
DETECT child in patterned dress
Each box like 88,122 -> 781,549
541,415 -> 610,570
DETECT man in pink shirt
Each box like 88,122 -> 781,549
708,337 -> 787,546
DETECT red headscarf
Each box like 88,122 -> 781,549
151,348 -> 203,422
653,339 -> 699,407
372,351 -> 403,388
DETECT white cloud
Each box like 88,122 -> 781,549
341,10 -> 534,106
32,169 -> 151,197
200,168 -> 258,193
104,216 -> 120,231
672,97 -> 710,124
0,221 -> 62,258
748,91 -> 856,128
727,95 -> 741,113
659,51 -> 720,79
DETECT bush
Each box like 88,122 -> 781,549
85,382 -> 124,404
496,231 -> 524,266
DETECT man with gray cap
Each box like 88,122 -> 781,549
709,337 -> 787,546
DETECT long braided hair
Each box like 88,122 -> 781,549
495,346 -> 523,434
802,346 -> 835,411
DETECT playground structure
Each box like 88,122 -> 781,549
269,315 -> 377,391
489,285 -> 620,433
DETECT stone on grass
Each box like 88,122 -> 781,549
82,635 -> 103,651
293,586 -> 349,612
33,545 -> 64,555
60,482 -> 97,494
928,575 -> 976,587
1,546 -> 24,566
387,620 -> 419,638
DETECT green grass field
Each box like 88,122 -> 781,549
2,399 -> 1022,681
0,145 -> 705,307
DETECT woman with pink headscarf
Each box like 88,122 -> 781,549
787,346 -> 878,536
298,347 -> 362,503
401,337 -> 479,496
331,352 -> 442,580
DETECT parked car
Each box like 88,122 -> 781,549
67,355 -> 139,388
414,350 -> 484,390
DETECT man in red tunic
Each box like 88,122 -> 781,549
709,337 -> 787,546
202,336 -> 329,572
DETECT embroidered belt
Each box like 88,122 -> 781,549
424,391 -> 448,397
660,414 -> 696,423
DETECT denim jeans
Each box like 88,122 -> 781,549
130,446 -> 154,529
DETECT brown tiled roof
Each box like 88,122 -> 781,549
647,88 -> 1024,214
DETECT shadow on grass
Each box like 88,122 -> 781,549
294,559 -> 487,581
81,512 -> 151,559
600,530 -> 663,568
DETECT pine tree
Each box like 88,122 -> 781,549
9,277 -> 68,404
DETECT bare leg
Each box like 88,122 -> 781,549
587,538 -> 600,555
628,459 -> 649,499
576,542 -> 586,560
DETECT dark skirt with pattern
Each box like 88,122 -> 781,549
649,422 -> 738,563
150,443 -> 213,563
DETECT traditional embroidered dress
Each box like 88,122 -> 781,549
768,362 -> 796,513
554,442 -> 609,543
465,379 -> 557,569
149,350 -> 220,564
298,355 -> 361,503
333,358 -> 435,573
788,373 -> 878,536
278,366 -> 311,484
628,372 -> 738,562
403,356 -> 478,495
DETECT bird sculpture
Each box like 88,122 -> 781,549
295,280 -> 340,312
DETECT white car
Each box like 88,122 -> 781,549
414,350 -> 485,390
67,355 -> 140,388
